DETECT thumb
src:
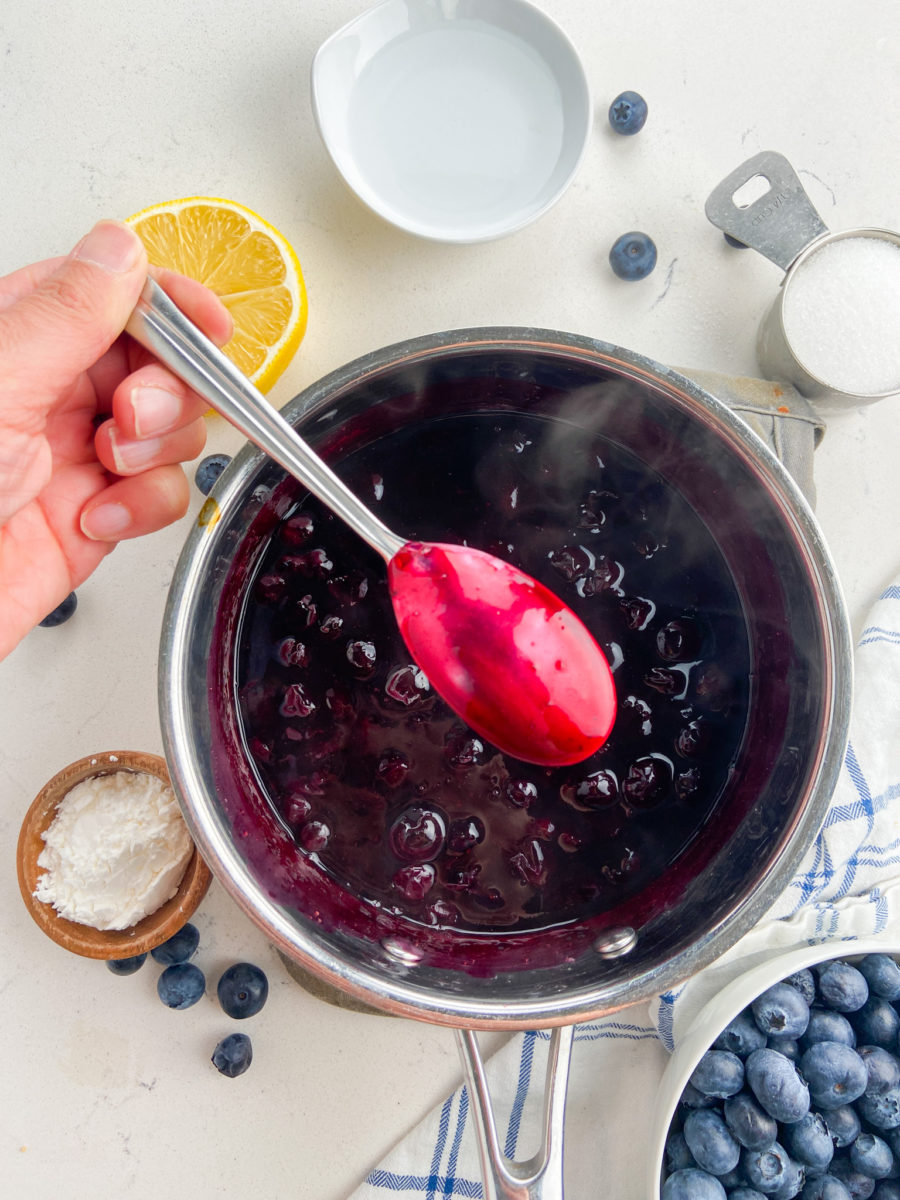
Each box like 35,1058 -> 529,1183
0,221 -> 147,397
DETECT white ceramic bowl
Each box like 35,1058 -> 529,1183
310,0 -> 592,242
647,937 -> 900,1196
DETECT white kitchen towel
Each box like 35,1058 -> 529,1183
349,580 -> 900,1200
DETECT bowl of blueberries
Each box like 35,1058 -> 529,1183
652,940 -> 900,1200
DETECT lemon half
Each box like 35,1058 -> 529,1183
126,196 -> 307,393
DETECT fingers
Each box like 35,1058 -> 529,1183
93,409 -> 207,477
80,464 -> 192,541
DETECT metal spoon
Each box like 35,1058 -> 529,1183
126,278 -> 616,766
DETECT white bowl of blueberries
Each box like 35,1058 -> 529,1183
651,939 -> 900,1200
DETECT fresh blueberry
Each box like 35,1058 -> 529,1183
680,1080 -> 718,1109
850,1133 -> 895,1180
608,90 -> 648,135
211,1032 -> 253,1078
817,962 -> 869,1013
856,1085 -> 900,1130
753,982 -> 811,1038
784,969 -> 817,1006
746,1048 -> 811,1122
38,591 -> 77,627
106,953 -> 147,976
683,1108 -> 740,1174
785,1111 -> 834,1173
665,1129 -> 697,1173
724,1092 -> 779,1151
150,922 -> 200,965
873,1183 -> 900,1200
731,1191 -> 769,1200
825,1104 -> 862,1147
661,1168 -> 726,1200
802,1008 -> 857,1050
770,1158 -> 807,1200
689,1049 -> 745,1098
157,961 -> 205,1009
217,962 -> 269,1019
742,1142 -> 797,1193
850,998 -> 900,1049
716,1011 -> 768,1056
195,453 -> 232,495
768,1035 -> 802,1062
609,232 -> 657,281
858,956 -> 900,1003
800,1042 -> 868,1110
801,1178 -> 853,1200
828,1157 -> 878,1199
858,1045 -> 900,1094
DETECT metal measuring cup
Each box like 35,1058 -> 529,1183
706,150 -> 900,412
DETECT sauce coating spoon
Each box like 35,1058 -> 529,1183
127,278 -> 616,766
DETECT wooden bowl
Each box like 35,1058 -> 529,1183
17,751 -> 212,960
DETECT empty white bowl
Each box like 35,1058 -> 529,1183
647,937 -> 900,1196
310,0 -> 593,242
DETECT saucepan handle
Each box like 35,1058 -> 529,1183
455,1024 -> 574,1200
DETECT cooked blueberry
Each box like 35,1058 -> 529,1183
658,618 -> 703,662
376,750 -> 410,788
850,998 -> 900,1049
753,982 -> 811,1038
850,1133 -> 894,1180
715,1011 -> 767,1057
784,1111 -> 834,1173
676,768 -> 701,799
299,820 -> 331,852
211,1032 -> 253,1078
506,779 -> 539,808
676,719 -> 711,759
346,639 -> 376,674
106,953 -> 147,975
319,614 -> 344,638
608,89 -> 648,135
549,545 -> 593,582
392,863 -> 436,901
859,955 -> 900,1002
385,665 -> 430,705
800,1042 -> 868,1110
609,231 -> 657,281
619,595 -> 656,629
745,1048 -> 811,1122
444,733 -> 485,769
802,1007 -> 857,1050
279,682 -> 316,718
283,794 -> 312,827
562,769 -> 618,809
577,558 -> 624,596
622,754 -> 673,808
723,1092 -> 778,1151
446,817 -> 485,855
856,1085 -> 900,1130
286,548 -> 333,578
327,571 -> 369,606
157,962 -> 206,1009
38,591 -> 78,627
194,453 -> 232,494
661,1168 -> 726,1200
690,1049 -> 745,1098
217,962 -> 269,1019
390,806 -> 446,862
742,1142 -> 796,1193
508,839 -> 547,887
858,1045 -> 900,1094
282,513 -> 315,546
150,922 -> 200,965
817,961 -> 869,1012
622,695 -> 653,736
683,1108 -> 740,1175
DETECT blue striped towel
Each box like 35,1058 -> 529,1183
348,582 -> 900,1199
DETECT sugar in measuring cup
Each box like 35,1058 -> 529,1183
706,150 -> 900,412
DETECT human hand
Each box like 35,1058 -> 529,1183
0,220 -> 232,660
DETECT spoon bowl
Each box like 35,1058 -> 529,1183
127,279 -> 616,764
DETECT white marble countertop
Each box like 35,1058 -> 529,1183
2,2 -> 899,1196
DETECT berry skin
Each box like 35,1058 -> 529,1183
157,962 -> 206,1009
211,1032 -> 253,1078
609,232 -> 657,281
217,962 -> 269,1019
608,90 -> 648,135
106,953 -> 147,976
150,922 -> 200,965
195,453 -> 232,495
39,592 -> 77,627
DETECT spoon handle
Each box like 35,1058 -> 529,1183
126,277 -> 404,562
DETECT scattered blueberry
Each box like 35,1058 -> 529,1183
211,1032 -> 253,1078
195,452 -> 232,495
150,922 -> 200,965
608,89 -> 648,135
609,231 -> 658,281
106,953 -> 147,976
38,591 -> 77,627
217,962 -> 269,1019
157,961 -> 206,1010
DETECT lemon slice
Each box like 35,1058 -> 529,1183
126,196 -> 307,393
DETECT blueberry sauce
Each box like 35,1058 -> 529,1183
233,411 -> 751,936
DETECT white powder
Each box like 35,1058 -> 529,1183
782,236 -> 900,395
34,770 -> 193,931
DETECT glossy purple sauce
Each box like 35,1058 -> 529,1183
230,412 -> 753,938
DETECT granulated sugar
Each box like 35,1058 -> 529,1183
782,235 -> 900,395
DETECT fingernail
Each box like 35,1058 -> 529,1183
73,221 -> 143,275
81,502 -> 132,540
131,386 -> 182,438
109,427 -> 164,473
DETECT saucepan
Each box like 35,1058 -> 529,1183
157,329 -> 851,1198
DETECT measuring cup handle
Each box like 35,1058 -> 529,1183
705,150 -> 829,270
